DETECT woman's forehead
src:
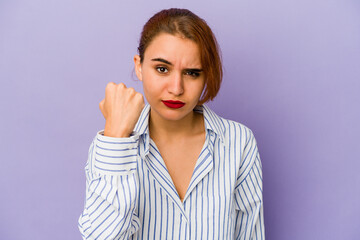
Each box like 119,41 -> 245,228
144,33 -> 202,67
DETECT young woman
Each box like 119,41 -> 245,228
78,8 -> 264,240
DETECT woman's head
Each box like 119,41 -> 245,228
136,8 -> 223,105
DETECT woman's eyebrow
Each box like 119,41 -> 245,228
151,57 -> 203,71
185,68 -> 203,72
151,58 -> 173,65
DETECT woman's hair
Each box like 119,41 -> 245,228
137,8 -> 223,105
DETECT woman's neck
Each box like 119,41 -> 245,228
149,108 -> 204,142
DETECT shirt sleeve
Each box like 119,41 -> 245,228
234,128 -> 265,240
78,130 -> 141,240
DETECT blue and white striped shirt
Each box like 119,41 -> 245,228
78,103 -> 265,239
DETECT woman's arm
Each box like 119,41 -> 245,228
234,128 -> 265,240
78,131 -> 140,240
78,82 -> 145,239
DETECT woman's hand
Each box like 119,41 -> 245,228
99,82 -> 145,138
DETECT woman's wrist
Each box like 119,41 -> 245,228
104,122 -> 130,138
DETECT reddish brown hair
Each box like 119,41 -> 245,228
137,8 -> 223,105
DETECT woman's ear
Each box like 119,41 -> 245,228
134,55 -> 143,81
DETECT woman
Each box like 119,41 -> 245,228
78,8 -> 264,239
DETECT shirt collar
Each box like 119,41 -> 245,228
131,103 -> 226,144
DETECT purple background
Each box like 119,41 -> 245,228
1,0 -> 359,239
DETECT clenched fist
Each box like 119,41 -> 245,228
99,82 -> 145,138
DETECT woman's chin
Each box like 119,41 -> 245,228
151,104 -> 194,122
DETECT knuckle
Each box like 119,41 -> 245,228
135,92 -> 143,99
126,88 -> 137,97
118,82 -> 126,89
105,82 -> 115,91
106,82 -> 115,88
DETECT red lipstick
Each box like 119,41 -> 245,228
162,100 -> 185,109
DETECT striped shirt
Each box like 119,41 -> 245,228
78,103 -> 265,239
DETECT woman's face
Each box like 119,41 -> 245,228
134,33 -> 205,122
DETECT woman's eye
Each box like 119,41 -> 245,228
156,67 -> 168,73
185,71 -> 200,77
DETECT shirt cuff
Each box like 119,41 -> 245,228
93,130 -> 139,174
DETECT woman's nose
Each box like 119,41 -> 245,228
168,73 -> 184,96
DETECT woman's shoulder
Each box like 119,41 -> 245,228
221,116 -> 256,145
201,104 -> 256,146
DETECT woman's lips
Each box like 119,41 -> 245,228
162,100 -> 185,109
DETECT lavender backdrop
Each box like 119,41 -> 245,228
1,0 -> 359,239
